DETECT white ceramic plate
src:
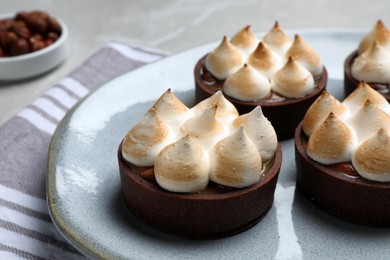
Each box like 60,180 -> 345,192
47,30 -> 390,260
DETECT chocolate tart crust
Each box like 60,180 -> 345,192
118,141 -> 282,239
295,122 -> 390,227
344,50 -> 390,101
194,55 -> 328,140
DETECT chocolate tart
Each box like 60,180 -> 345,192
118,141 -> 282,239
195,55 -> 328,140
344,50 -> 390,101
295,122 -> 390,227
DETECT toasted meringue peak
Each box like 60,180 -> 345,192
209,126 -> 262,188
152,89 -> 192,132
191,90 -> 239,122
154,135 -> 209,193
270,57 -> 315,98
358,20 -> 390,54
223,64 -> 271,101
262,21 -> 292,56
351,41 -> 390,84
180,106 -> 227,148
233,106 -> 277,162
307,113 -> 357,165
122,108 -> 175,167
205,36 -> 246,80
247,42 -> 283,80
303,90 -> 348,136
230,25 -> 259,55
286,34 -> 323,77
347,99 -> 390,142
352,128 -> 390,182
343,81 -> 390,114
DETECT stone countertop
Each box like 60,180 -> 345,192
0,0 -> 388,126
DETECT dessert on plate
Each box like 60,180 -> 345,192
194,22 -> 328,139
344,20 -> 390,101
118,89 -> 282,239
295,81 -> 390,226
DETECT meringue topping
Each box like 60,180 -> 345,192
270,57 -> 315,98
286,34 -> 323,77
209,126 -> 263,188
122,89 -> 279,193
154,135 -> 209,193
351,41 -> 390,84
358,20 -> 390,54
205,36 -> 245,80
122,108 -> 175,167
307,113 -> 358,165
230,25 -> 259,55
352,128 -> 390,182
233,106 -> 277,162
202,23 -> 324,101
342,81 -> 390,114
191,90 -> 239,123
223,64 -> 271,101
247,42 -> 283,80
180,105 -> 227,148
152,89 -> 192,133
302,90 -> 348,136
347,99 -> 390,142
304,87 -> 390,182
262,21 -> 292,57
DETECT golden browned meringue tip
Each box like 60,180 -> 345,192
231,25 -> 252,45
248,42 -> 283,79
303,89 -> 348,136
270,56 -> 315,98
352,128 -> 390,182
205,36 -> 245,80
307,112 -> 357,164
343,81 -> 390,113
209,126 -> 262,188
154,135 -> 209,193
286,34 -> 321,71
348,98 -> 390,141
262,22 -> 292,56
231,25 -> 258,54
223,63 -> 271,101
358,20 -> 390,54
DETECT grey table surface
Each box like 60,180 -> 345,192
0,0 -> 389,127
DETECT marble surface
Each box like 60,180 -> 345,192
1,0 -> 390,126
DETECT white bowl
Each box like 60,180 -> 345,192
0,13 -> 69,81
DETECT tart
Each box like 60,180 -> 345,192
344,20 -> 390,101
295,82 -> 390,226
118,89 -> 282,238
194,22 -> 328,140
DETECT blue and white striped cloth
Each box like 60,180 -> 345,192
0,42 -> 165,259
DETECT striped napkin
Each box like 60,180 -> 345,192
0,42 -> 165,259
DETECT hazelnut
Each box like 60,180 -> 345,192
0,31 -> 18,50
15,12 -> 29,22
30,35 -> 46,52
47,32 -> 59,42
10,21 -> 31,39
9,37 -> 30,56
47,17 -> 61,34
23,14 -> 48,34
